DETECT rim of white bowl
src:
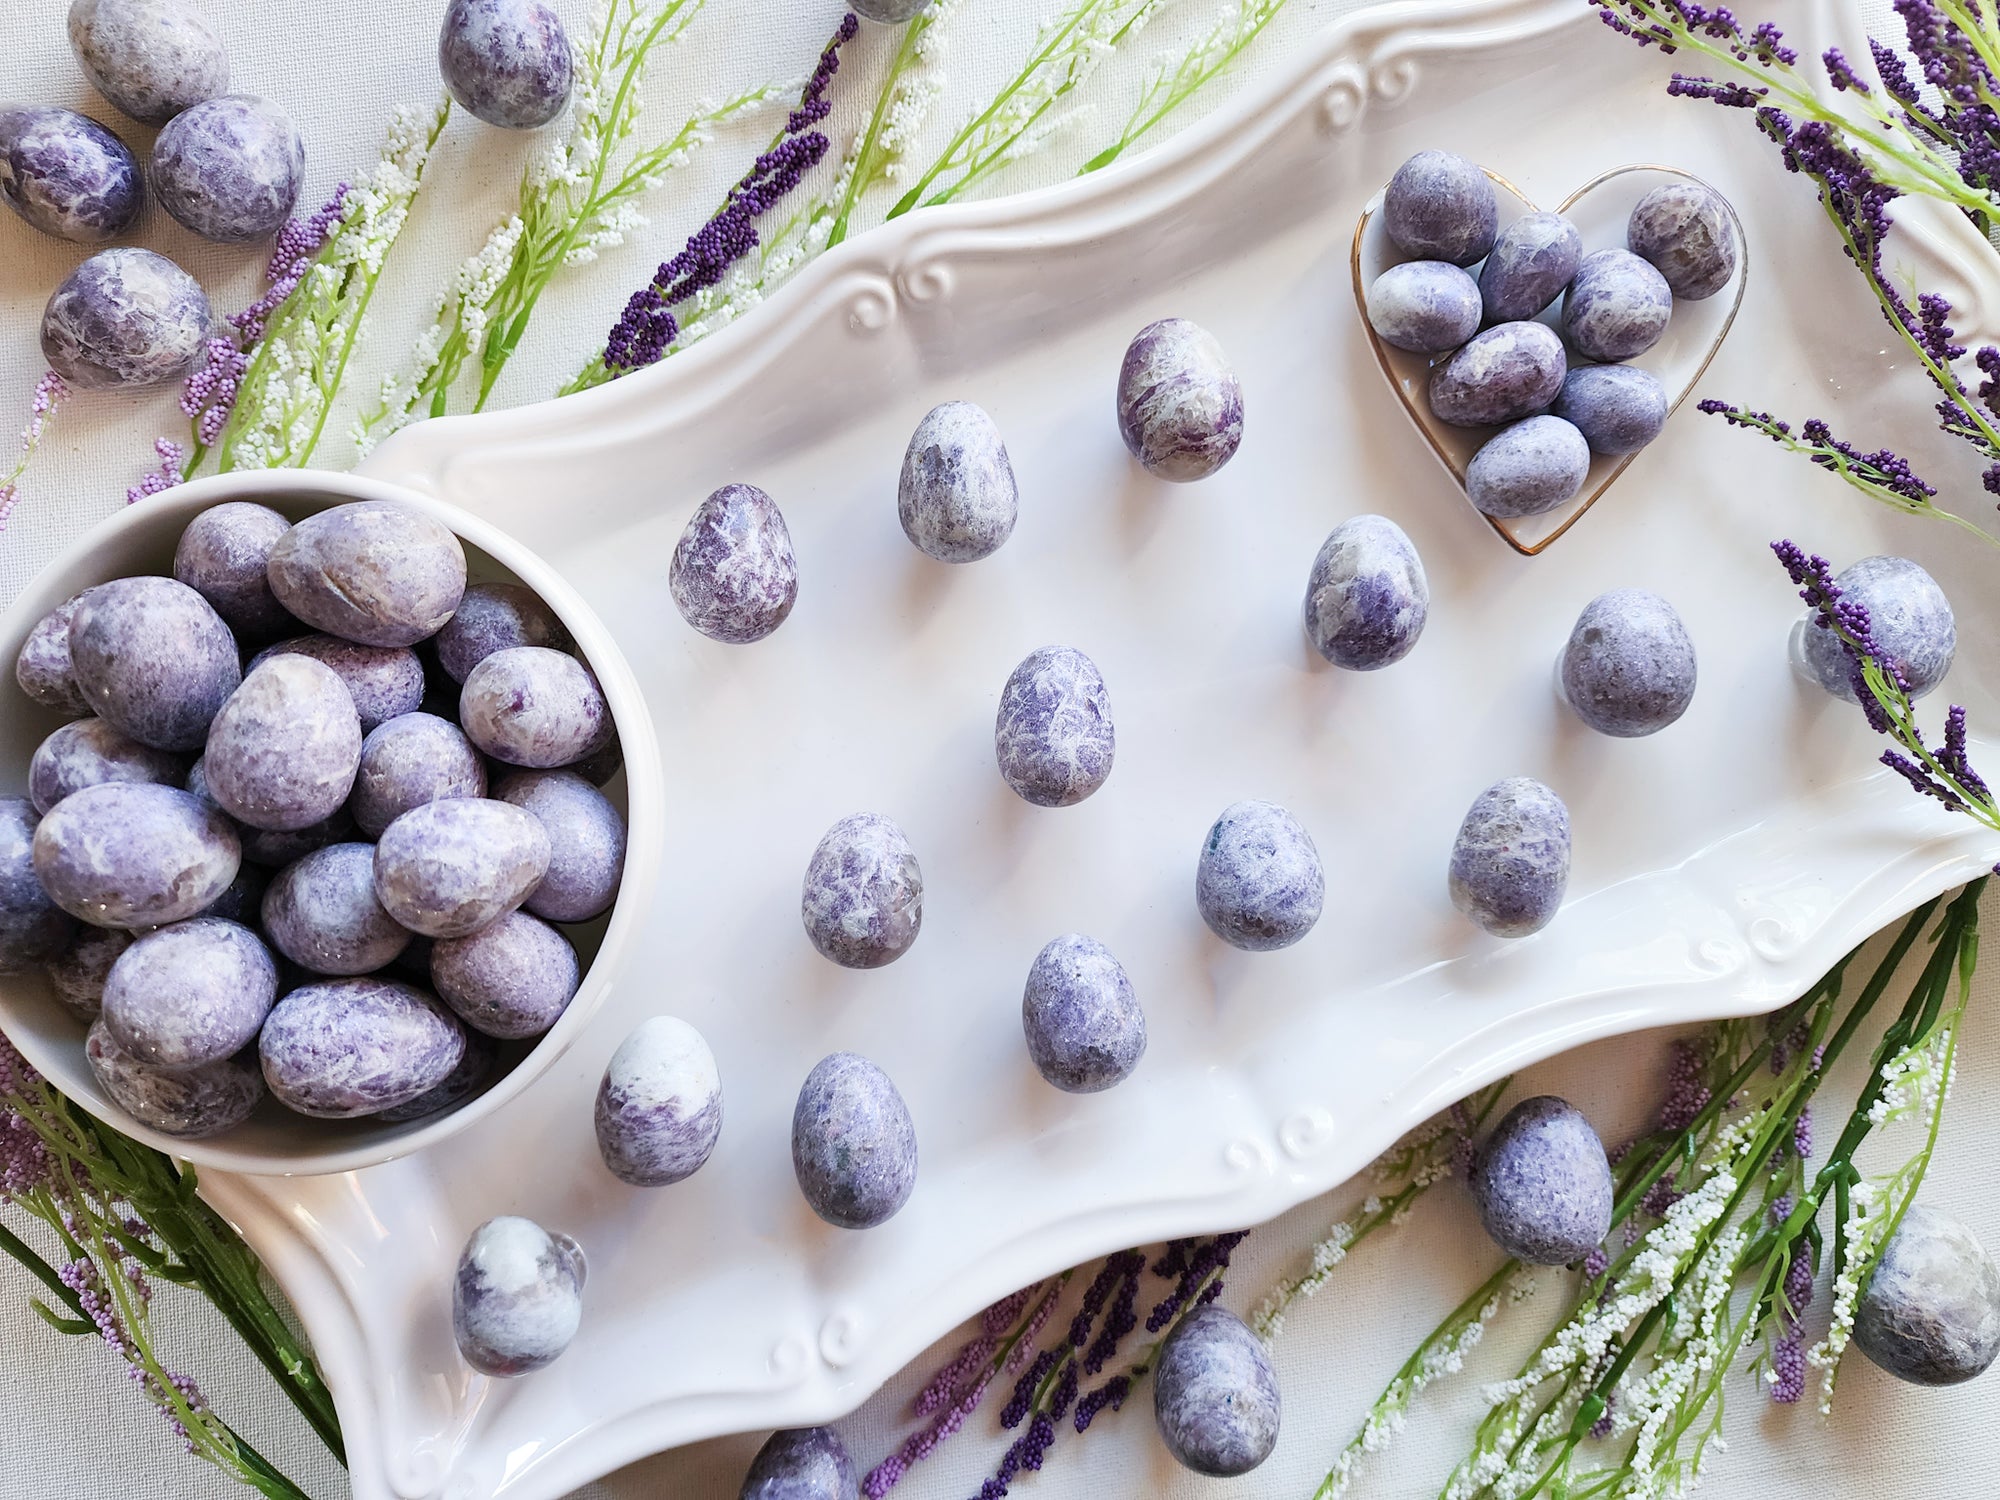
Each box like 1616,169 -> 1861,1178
0,468 -> 664,1178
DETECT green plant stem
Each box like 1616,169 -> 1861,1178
827,17 -> 928,248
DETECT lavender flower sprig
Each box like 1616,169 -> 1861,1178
0,372 -> 69,534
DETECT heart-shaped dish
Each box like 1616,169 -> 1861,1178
1353,163 -> 1748,555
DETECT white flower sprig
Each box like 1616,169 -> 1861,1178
1080,0 -> 1290,174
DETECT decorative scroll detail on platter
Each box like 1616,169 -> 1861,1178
1279,1107 -> 1337,1160
1319,54 -> 1422,132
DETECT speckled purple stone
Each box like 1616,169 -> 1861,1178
373,797 -> 551,939
1382,149 -> 1497,266
594,1015 -> 723,1186
69,575 -> 239,750
898,402 -> 1019,563
251,634 -> 425,734
1466,415 -> 1590,519
41,247 -> 210,389
1551,364 -> 1667,456
1195,800 -> 1323,952
1302,514 -> 1428,670
242,808 -> 355,868
196,856 -> 267,924
261,842 -> 410,975
0,799 -> 75,973
669,482 -> 799,642
792,1052 -> 918,1229
431,910 -> 577,1040
1854,1205 -> 2000,1385
377,1031 -> 494,1122
0,107 -> 144,244
352,712 -> 487,837
1449,777 -> 1569,939
33,783 -> 238,929
86,1020 -> 262,1139
1563,249 -> 1672,362
1800,555 -> 1956,704
739,1427 -> 858,1500
102,917 -> 275,1070
266,502 -> 468,649
29,717 -> 185,815
204,656 -> 362,832
173,502 -> 295,641
1153,1305 -> 1281,1477
1560,589 -> 1697,738
1627,182 -> 1738,300
1364,261 -> 1482,354
800,813 -> 922,969
1477,210 -> 1583,324
1471,1095 -> 1612,1264
69,0 -> 230,125
1116,318 -> 1244,482
439,0 -> 576,130
45,926 -> 132,1020
452,1215 -> 585,1377
849,0 -> 931,21
259,977 -> 466,1117
494,769 -> 624,922
460,646 -> 612,769
1427,321 -> 1565,429
15,593 -> 94,717
994,646 -> 1114,808
1021,933 -> 1145,1093
151,95 -> 303,244
434,581 -> 572,683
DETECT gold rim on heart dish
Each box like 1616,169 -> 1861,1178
1351,163 -> 1749,557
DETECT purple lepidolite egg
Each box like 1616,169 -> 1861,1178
850,0 -> 931,21
102,917 -> 275,1070
86,1019 -> 262,1139
352,712 -> 487,837
452,1215 -> 585,1376
0,107 -> 143,244
196,857 -> 267,924
173,501 -> 295,641
670,482 -> 799,641
1364,260 -> 1481,354
1195,800 -> 1323,952
1153,1305 -> 1281,1476
377,1032 -> 494,1122
897,402 -> 1019,564
439,0 -> 576,131
68,0 -> 230,125
1563,249 -> 1672,363
1559,589 -> 1697,738
460,646 -> 612,769
266,502 -> 467,649
1021,934 -> 1145,1094
260,977 -> 466,1117
1798,555 -> 1955,704
41,247 -> 210,390
431,910 -> 577,1039
1466,415 -> 1591,519
1449,778 -> 1569,939
242,808 -> 355,868
1627,181 -> 1738,300
0,799 -> 75,972
1302,514 -> 1428,671
494,769 -> 624,922
595,1015 -> 723,1186
1471,1095 -> 1613,1264
791,1052 -> 917,1229
434,581 -> 572,683
45,927 -> 132,1020
1116,318 -> 1244,482
261,842 -> 411,975
15,592 -> 94,717
1427,321 -> 1565,429
29,717 -> 185,814
69,576 -> 239,751
33,783 -> 238,929
994,646 -> 1114,808
1854,1204 -> 2000,1385
151,95 -> 303,244
800,813 -> 922,969
1551,364 -> 1667,456
1478,211 -> 1583,324
739,1427 -> 858,1500
1382,149 -> 1497,266
373,798 -> 551,939
251,634 -> 425,733
204,656 -> 363,831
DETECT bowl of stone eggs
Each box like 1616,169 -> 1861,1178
0,469 -> 661,1175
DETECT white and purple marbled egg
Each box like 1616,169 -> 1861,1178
69,576 -> 239,750
1563,249 -> 1672,362
68,0 -> 230,125
373,797 -> 551,939
241,808 -> 354,869
994,646 -> 1114,808
204,656 -> 363,832
101,917 -> 274,1070
251,634 -> 425,734
670,482 -> 799,642
1466,415 -> 1591,519
1449,777 -> 1569,939
1153,1305 -> 1281,1476
151,95 -> 302,244
33,783 -> 238,929
29,717 -> 185,814
460,646 -> 612,769
45,926 -> 132,1020
14,592 -> 94,717
1798,554 -> 1956,704
1550,364 -> 1668,456
439,0 -> 576,130
1627,182 -> 1738,300
1559,589 -> 1697,738
1021,933 -> 1145,1094
1478,211 -> 1583,324
86,1019 -> 263,1139
792,1052 -> 918,1229
431,910 -> 577,1040
351,712 -> 487,837
377,1032 -> 494,1123
0,106 -> 144,243
800,813 -> 922,969
739,1427 -> 858,1500
1427,321 -> 1565,429
1195,800 -> 1323,952
41,247 -> 210,389
494,769 -> 624,922
260,977 -> 466,1117
196,857 -> 267,925
266,502 -> 467,649
1381,149 -> 1497,266
435,581 -> 572,682
1,799 -> 75,973
595,1015 -> 723,1187
1853,1204 -> 2000,1385
897,402 -> 1019,564
173,501 -> 294,641
1471,1095 -> 1613,1264
1302,514 -> 1428,670
1116,318 -> 1244,482
261,842 -> 410,975
849,0 -> 932,20
1364,260 -> 1481,354
452,1215 -> 585,1377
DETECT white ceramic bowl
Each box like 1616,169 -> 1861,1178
0,469 -> 663,1176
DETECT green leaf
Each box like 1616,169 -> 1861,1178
29,1299 -> 96,1336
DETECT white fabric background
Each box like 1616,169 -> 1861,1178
1,0 -> 1996,1496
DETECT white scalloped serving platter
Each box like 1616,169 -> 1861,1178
186,2 -> 2000,1496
